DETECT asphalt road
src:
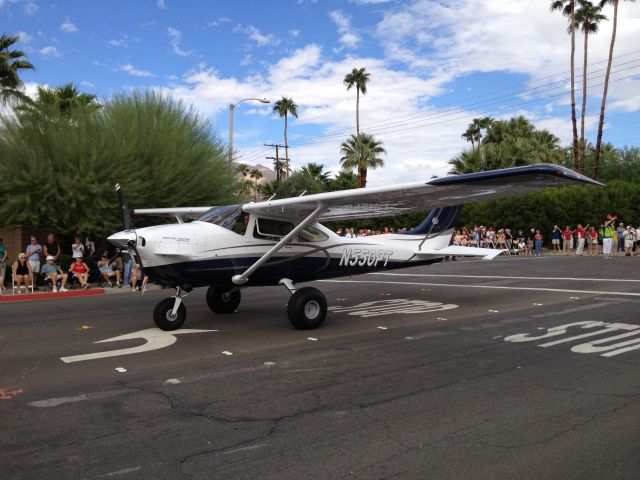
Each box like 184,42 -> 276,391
2,255 -> 640,479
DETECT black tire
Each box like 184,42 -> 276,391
287,287 -> 327,330
153,297 -> 186,331
206,285 -> 241,314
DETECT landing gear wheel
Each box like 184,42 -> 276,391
287,287 -> 327,330
153,297 -> 186,331
206,285 -> 241,314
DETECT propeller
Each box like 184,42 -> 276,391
115,183 -> 132,231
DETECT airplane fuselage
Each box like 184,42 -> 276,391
110,216 -> 452,291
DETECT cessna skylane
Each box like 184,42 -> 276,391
108,164 -> 600,331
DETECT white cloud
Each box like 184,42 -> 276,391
329,10 -> 360,49
245,25 -> 279,47
108,37 -> 128,47
17,31 -> 32,43
40,46 -> 60,58
80,80 -> 95,88
156,0 -> 166,9
168,27 -> 191,57
24,1 -> 36,14
121,64 -> 155,77
60,20 -> 78,33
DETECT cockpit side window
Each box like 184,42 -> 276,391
254,218 -> 294,240
196,205 -> 246,233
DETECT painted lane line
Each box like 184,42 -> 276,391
368,272 -> 640,283
30,389 -> 126,408
320,279 -> 640,297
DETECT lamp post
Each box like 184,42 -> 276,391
228,97 -> 270,163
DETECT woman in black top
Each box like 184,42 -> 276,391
13,253 -> 32,293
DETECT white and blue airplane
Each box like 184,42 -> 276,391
108,164 -> 599,331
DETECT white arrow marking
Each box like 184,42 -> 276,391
60,328 -> 217,363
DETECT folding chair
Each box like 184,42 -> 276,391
12,273 -> 35,294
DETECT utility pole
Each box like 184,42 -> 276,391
264,143 -> 285,183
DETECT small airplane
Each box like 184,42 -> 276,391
108,164 -> 600,331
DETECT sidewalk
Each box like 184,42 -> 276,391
0,283 -> 159,303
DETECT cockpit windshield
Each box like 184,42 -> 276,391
195,205 -> 244,231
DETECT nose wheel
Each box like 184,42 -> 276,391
153,289 -> 187,331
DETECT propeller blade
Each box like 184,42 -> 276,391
115,183 -> 132,230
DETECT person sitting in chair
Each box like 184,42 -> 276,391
12,253 -> 33,293
98,251 -> 122,287
70,256 -> 90,289
41,256 -> 68,292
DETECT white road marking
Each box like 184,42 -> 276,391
369,272 -> 640,283
320,279 -> 640,297
60,328 -> 218,363
30,389 -> 126,408
329,299 -> 458,317
505,321 -> 640,358
98,467 -> 142,477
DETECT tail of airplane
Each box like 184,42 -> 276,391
403,205 -> 461,236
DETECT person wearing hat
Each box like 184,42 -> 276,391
623,225 -> 636,256
69,256 -> 90,289
40,255 -> 68,292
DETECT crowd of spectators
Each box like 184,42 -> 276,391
450,217 -> 640,258
1,232 -> 147,295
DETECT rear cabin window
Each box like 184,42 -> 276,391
254,218 -> 294,240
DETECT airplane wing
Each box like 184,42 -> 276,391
133,207 -> 214,223
242,164 -> 601,221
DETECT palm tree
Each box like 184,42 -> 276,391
551,0 -> 580,170
448,148 -> 484,174
575,1 -> 607,169
343,67 -> 371,138
249,168 -> 263,201
0,33 -> 35,104
272,96 -> 298,179
301,162 -> 331,185
594,0 -> 635,179
339,133 -> 386,188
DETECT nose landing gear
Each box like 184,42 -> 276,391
153,288 -> 187,331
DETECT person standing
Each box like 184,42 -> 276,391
562,226 -> 573,256
575,224 -> 587,256
71,236 -> 85,259
587,227 -> 598,256
43,232 -> 61,265
0,238 -> 7,291
623,226 -> 636,256
534,229 -> 543,257
602,216 -> 615,259
551,225 -> 562,254
25,235 -> 42,286
617,222 -> 625,256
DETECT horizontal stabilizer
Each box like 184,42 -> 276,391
414,245 -> 505,260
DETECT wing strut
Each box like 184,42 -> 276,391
231,204 -> 326,285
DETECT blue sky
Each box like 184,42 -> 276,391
3,0 -> 640,185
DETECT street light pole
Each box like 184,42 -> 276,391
228,97 -> 270,163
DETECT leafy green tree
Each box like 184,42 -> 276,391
575,0 -> 607,169
261,171 -> 326,199
327,171 -> 358,191
461,117 -> 494,150
0,33 -> 34,105
272,96 -> 298,179
343,67 -> 371,138
594,0 -> 636,178
0,90 -> 237,237
551,0 -> 580,169
340,132 -> 386,188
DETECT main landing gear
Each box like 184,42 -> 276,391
151,280 -> 328,332
280,279 -> 328,330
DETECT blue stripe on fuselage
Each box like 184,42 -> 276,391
144,255 -> 444,290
